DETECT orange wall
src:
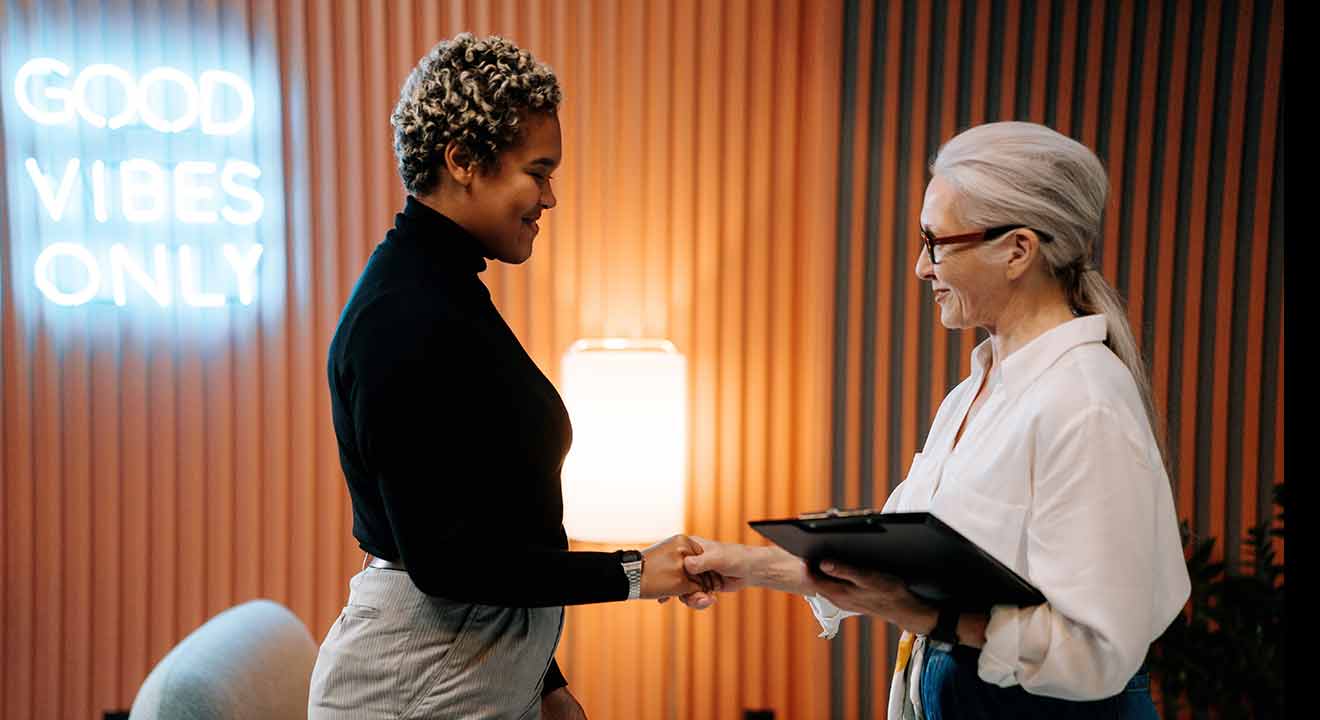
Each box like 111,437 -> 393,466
1,1 -> 841,719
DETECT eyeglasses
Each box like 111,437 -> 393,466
918,224 -> 1055,265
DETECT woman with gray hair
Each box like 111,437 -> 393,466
309,33 -> 712,720
680,121 -> 1189,718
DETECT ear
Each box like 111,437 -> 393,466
1004,229 -> 1043,281
443,140 -> 477,188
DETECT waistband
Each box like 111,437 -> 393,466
363,553 -> 407,571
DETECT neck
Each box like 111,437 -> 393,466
415,189 -> 462,223
984,283 -> 1076,369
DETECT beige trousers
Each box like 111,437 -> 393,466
308,566 -> 564,720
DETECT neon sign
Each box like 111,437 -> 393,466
10,57 -> 271,308
14,58 -> 255,134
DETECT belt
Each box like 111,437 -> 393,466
364,554 -> 407,571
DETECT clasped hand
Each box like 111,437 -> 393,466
656,536 -> 938,636
638,535 -> 728,599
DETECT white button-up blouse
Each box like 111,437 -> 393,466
808,314 -> 1190,705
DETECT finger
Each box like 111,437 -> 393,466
675,573 -> 706,596
818,559 -> 866,585
812,576 -> 855,598
680,591 -> 716,609
700,571 -> 725,592
684,553 -> 711,575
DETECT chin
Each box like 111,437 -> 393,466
938,309 -> 968,330
499,247 -> 533,264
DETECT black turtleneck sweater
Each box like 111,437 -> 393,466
328,197 -> 629,695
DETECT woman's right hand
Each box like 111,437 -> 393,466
639,535 -> 723,599
671,538 -> 813,609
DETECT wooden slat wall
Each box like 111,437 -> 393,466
0,1 -> 843,719
829,0 -> 1285,717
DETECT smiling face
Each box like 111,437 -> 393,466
914,174 -> 1012,330
462,111 -> 562,264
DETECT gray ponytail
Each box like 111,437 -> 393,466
932,122 -> 1168,472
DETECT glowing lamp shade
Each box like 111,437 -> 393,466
560,339 -> 688,544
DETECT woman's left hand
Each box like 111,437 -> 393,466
542,687 -> 588,720
814,560 -> 938,636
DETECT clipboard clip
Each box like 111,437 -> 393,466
798,507 -> 875,520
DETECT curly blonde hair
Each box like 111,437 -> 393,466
390,33 -> 562,195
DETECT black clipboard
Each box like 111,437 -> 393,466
749,510 -> 1046,611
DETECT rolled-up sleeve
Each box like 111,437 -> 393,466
977,405 -> 1180,699
805,594 -> 862,639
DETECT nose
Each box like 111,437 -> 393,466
541,181 -> 557,210
914,246 -> 936,281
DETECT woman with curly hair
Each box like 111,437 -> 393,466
308,33 -> 711,719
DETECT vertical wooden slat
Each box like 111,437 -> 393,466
716,0 -> 750,706
609,6 -> 648,718
871,0 -> 901,504
742,0 -> 774,709
1053,0 -> 1079,134
520,0 -> 551,366
1,24 -> 35,711
1078,0 -> 1106,147
1029,0 -> 1051,122
90,304 -> 122,718
61,301 -> 92,720
1125,0 -> 1165,357
548,0 -> 580,381
33,320 -> 62,719
119,282 -> 150,705
836,1 -> 871,711
667,3 -> 698,714
307,0 -> 342,637
256,0 -> 292,622
1208,0 -> 1253,565
1177,0 -> 1222,537
0,0 -> 9,705
1151,0 -> 1191,515
768,0 -> 802,713
998,0 -> 1021,119
282,0 -> 319,635
689,0 -> 724,713
930,0 -> 961,427
869,0 -> 904,709
1101,0 -> 1134,282
962,0 -> 991,377
639,0 -> 671,342
900,0 -> 932,469
1241,0 -> 1284,561
225,0 -> 264,625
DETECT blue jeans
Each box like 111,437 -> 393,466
920,644 -> 1160,719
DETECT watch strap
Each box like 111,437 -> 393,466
619,550 -> 644,600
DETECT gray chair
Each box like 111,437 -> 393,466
130,599 -> 318,720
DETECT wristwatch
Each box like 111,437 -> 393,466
929,606 -> 960,646
619,550 -> 644,600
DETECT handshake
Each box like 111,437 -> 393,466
635,534 -> 814,610
635,534 -> 940,639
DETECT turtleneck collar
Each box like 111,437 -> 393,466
392,195 -> 489,275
